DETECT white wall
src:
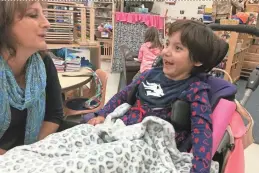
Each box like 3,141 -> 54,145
151,0 -> 213,21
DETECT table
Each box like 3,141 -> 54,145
58,68 -> 93,94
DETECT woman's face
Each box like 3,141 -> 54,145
161,31 -> 201,80
11,2 -> 50,53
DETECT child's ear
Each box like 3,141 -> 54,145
194,62 -> 202,67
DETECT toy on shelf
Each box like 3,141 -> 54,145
231,12 -> 258,25
97,23 -> 105,32
97,23 -> 112,33
104,23 -> 113,32
96,22 -> 113,39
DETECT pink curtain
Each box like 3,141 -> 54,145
115,12 -> 164,30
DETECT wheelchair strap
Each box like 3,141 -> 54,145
221,126 -> 235,171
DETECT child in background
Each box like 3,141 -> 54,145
133,27 -> 162,80
138,27 -> 162,73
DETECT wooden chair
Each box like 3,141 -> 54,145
64,69 -> 108,118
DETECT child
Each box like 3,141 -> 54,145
133,27 -> 162,80
86,20 -> 227,172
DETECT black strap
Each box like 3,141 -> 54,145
126,72 -> 150,105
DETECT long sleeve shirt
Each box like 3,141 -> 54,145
96,70 -> 213,173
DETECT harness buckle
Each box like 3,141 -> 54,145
227,143 -> 235,151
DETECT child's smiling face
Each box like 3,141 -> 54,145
161,31 -> 202,80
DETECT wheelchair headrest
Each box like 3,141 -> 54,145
208,39 -> 229,72
197,74 -> 237,110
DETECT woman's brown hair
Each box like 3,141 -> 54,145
144,27 -> 163,49
0,1 -> 45,56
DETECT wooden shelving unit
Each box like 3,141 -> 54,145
241,44 -> 259,78
97,38 -> 113,60
44,2 -> 101,70
44,1 -> 76,44
214,19 -> 251,82
240,3 -> 259,78
246,4 -> 259,13
90,1 -> 115,60
44,1 -> 96,46
93,1 -> 113,36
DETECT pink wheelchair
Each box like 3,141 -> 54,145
168,67 -> 258,173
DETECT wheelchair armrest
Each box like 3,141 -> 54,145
170,100 -> 191,132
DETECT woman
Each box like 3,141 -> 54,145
0,1 -> 64,154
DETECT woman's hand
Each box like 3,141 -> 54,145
0,148 -> 6,155
88,116 -> 105,126
38,122 -> 59,141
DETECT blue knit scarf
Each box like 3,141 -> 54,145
0,53 -> 46,144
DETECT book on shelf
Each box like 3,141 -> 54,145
51,58 -> 65,72
65,58 -> 81,72
66,58 -> 81,64
52,59 -> 65,65
56,68 -> 65,73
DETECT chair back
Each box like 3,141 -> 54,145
119,44 -> 130,80
118,44 -> 131,91
95,69 -> 108,108
88,69 -> 109,108
64,69 -> 108,117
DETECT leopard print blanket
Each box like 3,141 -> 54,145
0,103 -> 219,173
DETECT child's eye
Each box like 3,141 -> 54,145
176,46 -> 182,50
165,40 -> 169,47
